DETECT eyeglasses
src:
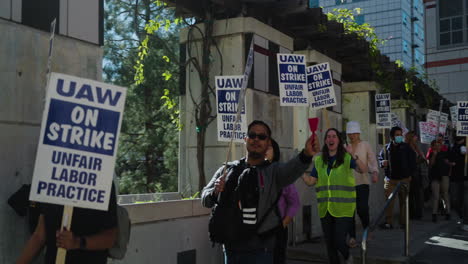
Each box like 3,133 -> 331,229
247,132 -> 268,140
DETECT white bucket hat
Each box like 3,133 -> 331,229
346,121 -> 361,134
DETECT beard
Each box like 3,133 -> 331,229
248,150 -> 264,160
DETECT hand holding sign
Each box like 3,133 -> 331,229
56,228 -> 79,250
214,175 -> 226,195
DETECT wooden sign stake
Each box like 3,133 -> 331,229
55,205 -> 74,264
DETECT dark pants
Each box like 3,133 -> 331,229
349,184 -> 370,238
224,249 -> 273,264
409,174 -> 424,219
464,182 -> 468,225
321,212 -> 353,264
450,181 -> 464,219
273,227 -> 288,264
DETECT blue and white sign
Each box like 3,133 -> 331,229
277,54 -> 308,106
30,73 -> 127,210
457,101 -> 468,136
216,76 -> 247,142
450,105 -> 458,127
375,93 -> 391,129
307,62 -> 337,110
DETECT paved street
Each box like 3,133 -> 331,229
286,212 -> 468,264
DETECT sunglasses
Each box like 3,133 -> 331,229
248,132 -> 269,140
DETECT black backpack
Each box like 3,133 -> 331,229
208,161 -> 246,245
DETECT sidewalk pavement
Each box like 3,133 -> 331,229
286,214 -> 461,264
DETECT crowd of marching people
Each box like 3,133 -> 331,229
202,119 -> 467,264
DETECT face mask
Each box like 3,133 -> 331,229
394,136 -> 404,144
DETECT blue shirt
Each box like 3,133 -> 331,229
310,155 -> 356,178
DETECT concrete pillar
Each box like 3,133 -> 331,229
178,17 -> 295,196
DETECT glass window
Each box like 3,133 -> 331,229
355,15 -> 365,25
403,40 -> 409,54
439,0 -> 462,18
440,19 -> 450,32
402,11 -> 409,27
453,31 -> 463,43
452,17 -> 463,30
309,0 -> 319,8
438,0 -> 468,47
440,32 -> 451,45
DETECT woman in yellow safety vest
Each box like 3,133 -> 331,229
303,128 -> 368,264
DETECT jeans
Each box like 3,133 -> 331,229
384,178 -> 410,226
224,248 -> 273,264
349,184 -> 370,238
320,212 -> 353,264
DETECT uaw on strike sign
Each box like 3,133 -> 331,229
30,73 -> 127,210
277,54 -> 308,106
216,76 -> 247,142
307,62 -> 337,109
457,101 -> 468,136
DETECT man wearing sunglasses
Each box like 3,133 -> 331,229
202,120 -> 319,264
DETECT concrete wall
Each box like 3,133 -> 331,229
0,19 -> 102,263
110,199 -> 222,264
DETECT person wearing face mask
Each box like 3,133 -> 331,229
378,126 -> 416,229
303,128 -> 368,264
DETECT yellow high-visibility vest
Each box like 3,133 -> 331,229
315,154 -> 356,218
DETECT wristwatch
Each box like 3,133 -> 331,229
79,236 -> 87,250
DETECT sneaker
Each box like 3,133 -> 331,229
379,223 -> 393,229
432,214 -> 437,223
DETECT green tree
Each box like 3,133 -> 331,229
104,0 -> 180,194
135,1 -> 221,193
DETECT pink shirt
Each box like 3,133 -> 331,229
351,141 -> 379,185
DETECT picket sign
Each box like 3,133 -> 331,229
220,39 -> 254,179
